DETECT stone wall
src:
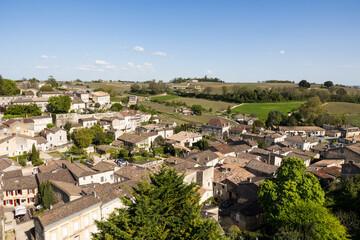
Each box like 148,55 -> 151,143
56,112 -> 124,127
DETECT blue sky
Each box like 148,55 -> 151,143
1,0 -> 359,83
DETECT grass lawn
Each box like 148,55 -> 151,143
232,102 -> 304,120
324,102 -> 360,114
150,95 -> 180,101
176,97 -> 237,112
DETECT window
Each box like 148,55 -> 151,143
21,145 -> 24,149
29,189 -> 34,194
17,190 -> 22,195
7,191 -> 13,196
110,174 -> 113,180
100,176 -> 104,182
62,227 -> 67,237
50,137 -> 52,141
74,221 -> 79,231
30,197 -> 35,202
21,199 -> 26,203
5,147 -> 8,151
85,216 -> 89,226
59,136 -> 62,140
51,232 -> 57,240
6,200 -> 11,205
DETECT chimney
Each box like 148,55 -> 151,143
50,205 -> 53,209
206,156 -> 210,161
247,177 -> 252,183
194,156 -> 199,161
174,159 -> 177,165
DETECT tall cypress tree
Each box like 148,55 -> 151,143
93,166 -> 226,240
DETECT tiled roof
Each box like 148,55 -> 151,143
81,183 -> 122,204
3,175 -> 37,191
65,163 -> 96,178
245,160 -> 278,175
35,137 -> 47,144
0,159 -> 20,171
36,169 -> 76,184
50,180 -> 82,197
166,131 -> 201,142
35,195 -> 101,228
206,118 -> 228,128
3,169 -> 23,179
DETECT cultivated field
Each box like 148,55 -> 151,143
141,101 -> 235,125
150,95 -> 180,101
324,102 -> 360,114
232,102 -> 304,120
174,97 -> 236,112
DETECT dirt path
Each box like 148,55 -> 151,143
231,103 -> 244,110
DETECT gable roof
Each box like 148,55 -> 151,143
206,118 -> 228,128
35,195 -> 101,228
245,160 -> 278,176
3,175 -> 37,190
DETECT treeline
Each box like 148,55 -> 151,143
130,80 -> 169,95
170,77 -> 223,83
0,75 -> 21,95
264,80 -> 294,83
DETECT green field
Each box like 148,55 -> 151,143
175,97 -> 236,112
150,95 -> 180,101
232,102 -> 304,120
324,102 -> 360,114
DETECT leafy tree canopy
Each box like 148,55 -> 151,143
47,96 -> 71,114
110,103 -> 123,111
191,104 -> 203,115
258,157 -> 325,227
324,81 -> 334,88
40,85 -> 54,92
93,166 -> 225,240
39,180 -> 55,209
0,78 -> 20,95
5,104 -> 41,116
298,79 -> 311,88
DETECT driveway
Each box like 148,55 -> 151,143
14,220 -> 34,240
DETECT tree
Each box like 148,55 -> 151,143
5,104 -> 41,116
193,138 -> 209,151
40,85 -> 54,92
265,111 -> 287,128
93,167 -> 225,240
46,75 -> 58,88
252,122 -> 257,134
298,80 -> 311,88
324,81 -> 334,88
38,181 -> 55,209
203,86 -> 213,95
130,83 -> 141,93
72,128 -> 94,148
64,122 -> 72,132
91,124 -> 114,145
258,157 -> 325,228
47,96 -> 71,113
298,96 -> 326,125
280,200 -> 348,240
28,144 -> 43,166
0,78 -> 20,95
110,103 -> 123,111
191,105 -> 203,115
336,88 -> 347,96
227,105 -> 231,114
222,86 -> 228,95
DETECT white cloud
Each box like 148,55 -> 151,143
151,51 -> 167,57
77,64 -> 105,71
120,62 -> 155,72
41,55 -> 57,59
95,60 -> 110,65
104,65 -> 116,69
265,50 -> 286,55
134,46 -> 144,52
36,65 -> 49,69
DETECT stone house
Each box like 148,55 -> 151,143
79,117 -> 97,128
285,136 -> 318,151
278,126 -> 325,137
70,96 -> 86,113
202,118 -> 231,138
0,134 -> 38,157
3,175 -> 38,208
166,131 -> 202,148
34,195 -> 101,240
91,91 -> 111,106
3,118 -> 34,137
341,161 -> 360,179
30,115 -> 53,134
41,127 -> 68,149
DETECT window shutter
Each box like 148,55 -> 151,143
6,191 -> 8,197
15,191 -> 17,196
3,200 -> 6,206
28,189 -> 29,194
10,200 -> 13,205
20,190 -> 22,195
27,198 -> 29,203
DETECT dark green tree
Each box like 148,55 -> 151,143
28,144 -> 43,166
193,138 -> 209,151
38,181 -> 55,209
227,105 -> 231,114
5,104 -> 41,116
47,96 -> 71,113
191,104 -> 203,115
46,75 -> 58,88
110,103 -> 123,111
40,85 -> 54,91
64,122 -> 72,133
265,111 -> 287,128
324,81 -> 334,88
93,167 -> 225,240
298,80 -> 311,88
